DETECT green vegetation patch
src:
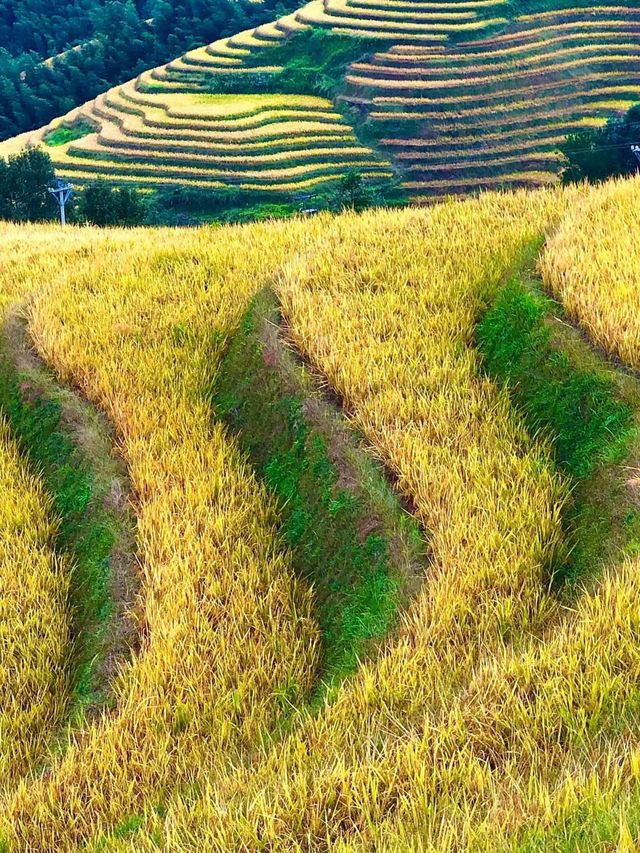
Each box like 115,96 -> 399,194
211,290 -> 425,694
510,783 -> 640,852
0,312 -> 137,717
558,102 -> 640,184
44,121 -> 95,147
478,281 -> 632,479
477,275 -> 639,589
203,28 -> 406,210
208,28 -> 385,99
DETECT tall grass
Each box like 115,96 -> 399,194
0,418 -> 70,789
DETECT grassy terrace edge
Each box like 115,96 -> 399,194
211,289 -> 426,699
0,307 -> 138,720
476,251 -> 640,592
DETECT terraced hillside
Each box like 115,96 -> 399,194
18,90 -> 391,194
357,6 -> 640,196
2,1 -> 640,201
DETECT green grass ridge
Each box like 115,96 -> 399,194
0,328 -> 125,715
477,272 -> 640,589
211,290 -> 424,693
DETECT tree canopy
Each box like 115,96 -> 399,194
0,0 -> 298,141
0,147 -> 57,221
79,182 -> 145,226
559,104 -> 640,184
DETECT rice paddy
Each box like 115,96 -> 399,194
0,173 -> 638,848
8,92 -> 391,195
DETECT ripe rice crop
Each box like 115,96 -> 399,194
99,125 -> 354,153
467,14 -> 640,45
3,0 -> 640,200
370,90 -> 640,121
355,0 -> 507,8
319,3 -> 479,22
394,137 -> 566,160
0,186 -> 571,850
3,82 -> 383,197
75,138 -> 379,168
63,186 -> 587,851
0,220 -> 321,850
541,175 -> 640,370
348,53 -> 640,90
381,119 -> 602,148
0,419 -> 69,789
44,168 -> 389,193
372,75 -> 640,108
352,44 -> 640,79
369,102 -> 632,125
382,28 -> 640,64
297,0 -> 461,33
54,150 -> 388,185
66,181 -> 640,853
403,153 -> 559,175
517,5 -> 638,22
2,174 -> 640,850
403,171 -> 556,190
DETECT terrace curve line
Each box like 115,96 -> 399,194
0,304 -> 139,718
212,288 -> 428,694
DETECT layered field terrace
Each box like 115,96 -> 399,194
355,6 -> 640,195
9,90 -> 392,195
2,0 -> 640,201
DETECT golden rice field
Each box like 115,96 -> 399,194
541,176 -> 640,370
0,419 -> 69,791
0,175 -> 639,850
2,92 -> 391,195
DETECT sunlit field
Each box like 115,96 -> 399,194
0,178 -> 640,849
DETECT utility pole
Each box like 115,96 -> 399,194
47,178 -> 73,225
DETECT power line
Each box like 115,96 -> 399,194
559,139 -> 640,154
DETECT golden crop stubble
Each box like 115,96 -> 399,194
0,220 -> 320,851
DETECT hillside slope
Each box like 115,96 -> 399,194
2,1 -> 640,202
1,178 -> 640,848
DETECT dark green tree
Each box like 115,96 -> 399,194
559,104 -> 640,184
113,185 -> 145,226
336,170 -> 371,212
0,146 -> 57,221
79,181 -> 145,226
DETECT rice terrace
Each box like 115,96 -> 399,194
3,0 -> 640,848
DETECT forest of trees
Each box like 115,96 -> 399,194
0,0 -> 297,141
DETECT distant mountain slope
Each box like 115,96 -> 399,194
2,0 -> 640,202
